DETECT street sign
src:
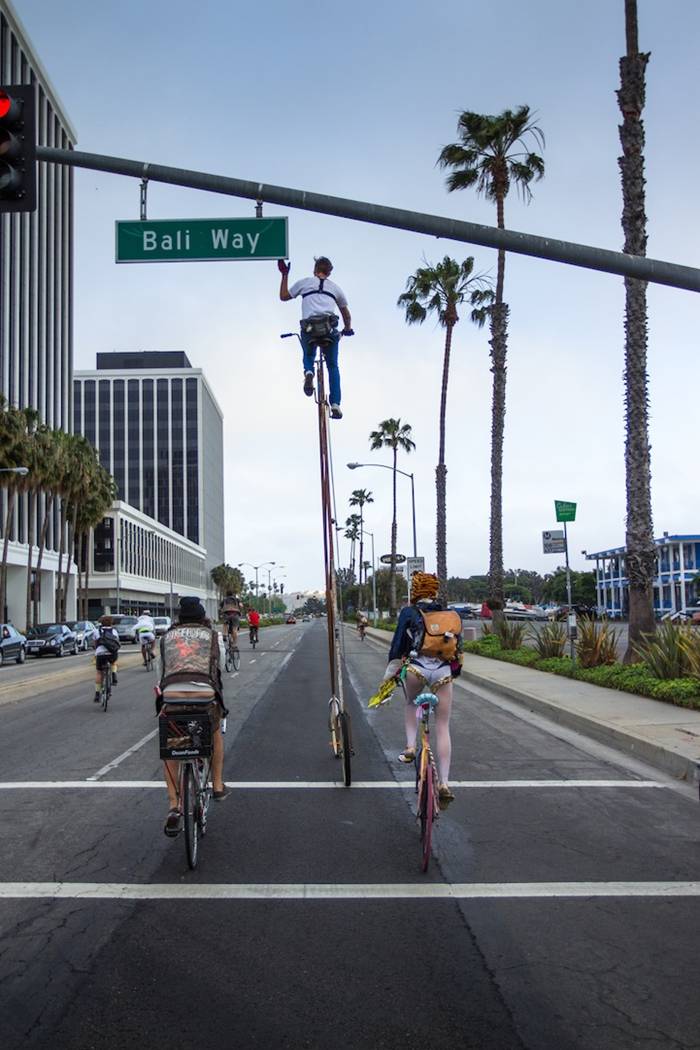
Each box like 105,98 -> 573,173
115,216 -> 288,263
554,500 -> 577,523
405,556 -> 425,578
380,554 -> 407,565
542,530 -> 565,554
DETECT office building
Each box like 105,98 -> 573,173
585,534 -> 700,617
0,0 -> 77,623
74,351 -> 225,616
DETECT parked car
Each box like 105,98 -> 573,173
26,623 -> 78,658
65,620 -> 96,651
302,615 -> 311,622
112,615 -> 139,643
0,623 -> 27,666
286,616 -> 297,624
153,616 -> 171,636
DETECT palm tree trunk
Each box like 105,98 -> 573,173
61,504 -> 78,621
389,448 -> 398,616
34,492 -> 53,626
0,486 -> 16,621
488,192 -> 508,622
618,0 -> 655,658
84,527 -> 92,621
436,321 -> 454,602
358,509 -> 364,610
55,499 -> 67,621
25,489 -> 36,632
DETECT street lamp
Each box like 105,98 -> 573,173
238,560 -> 275,609
363,528 -> 378,625
0,466 -> 29,475
347,462 -> 417,558
265,564 -> 284,616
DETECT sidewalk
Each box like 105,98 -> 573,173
364,627 -> 700,783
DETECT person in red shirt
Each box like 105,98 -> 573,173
247,607 -> 261,645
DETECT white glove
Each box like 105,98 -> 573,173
383,658 -> 404,681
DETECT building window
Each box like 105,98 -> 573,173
186,377 -> 199,544
98,379 -> 111,473
113,379 -> 125,500
142,379 -> 155,520
172,378 -> 184,536
157,379 -> 170,527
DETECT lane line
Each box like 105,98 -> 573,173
0,779 -> 668,790
249,659 -> 256,665
86,729 -> 159,781
0,881 -> 699,901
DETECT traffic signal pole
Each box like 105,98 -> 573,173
36,146 -> 700,293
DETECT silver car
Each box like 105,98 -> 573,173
153,616 -> 171,636
112,615 -> 138,643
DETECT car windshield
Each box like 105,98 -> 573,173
74,621 -> 88,630
119,617 -> 137,625
28,625 -> 60,637
154,617 -> 168,625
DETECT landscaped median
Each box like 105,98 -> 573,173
462,635 -> 700,710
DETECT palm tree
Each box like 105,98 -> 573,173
398,258 -> 492,601
0,398 -> 27,620
368,419 -> 416,615
438,106 -> 544,616
618,0 -> 655,657
349,489 -> 373,606
344,514 -> 361,580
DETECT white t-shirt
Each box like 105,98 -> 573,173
136,615 -> 155,633
289,276 -> 348,319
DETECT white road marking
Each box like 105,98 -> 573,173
0,881 -> 698,901
0,779 -> 667,790
86,729 -> 159,781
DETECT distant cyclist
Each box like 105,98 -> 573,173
356,611 -> 368,640
278,255 -> 353,419
92,614 -> 120,702
220,592 -> 242,647
247,606 -> 260,645
135,609 -> 156,665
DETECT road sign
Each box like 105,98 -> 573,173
554,500 -> 577,523
380,554 -> 407,565
405,556 -> 425,578
115,216 -> 288,263
542,530 -> 566,554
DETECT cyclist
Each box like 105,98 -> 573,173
220,592 -> 242,648
135,609 -> 157,665
356,611 -> 368,640
247,606 -> 260,645
382,572 -> 463,809
278,255 -> 353,419
92,614 -> 120,702
157,596 -> 228,836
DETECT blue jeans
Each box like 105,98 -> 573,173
301,331 -> 341,406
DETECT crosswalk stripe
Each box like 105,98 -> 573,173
0,779 -> 667,790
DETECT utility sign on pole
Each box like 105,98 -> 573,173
405,556 -> 425,579
115,216 -> 288,263
542,530 -> 565,554
555,500 -> 577,523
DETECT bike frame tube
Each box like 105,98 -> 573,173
316,350 -> 343,708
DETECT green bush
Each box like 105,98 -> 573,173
495,619 -> 528,650
575,617 -> 618,667
635,622 -> 693,679
529,622 -> 566,659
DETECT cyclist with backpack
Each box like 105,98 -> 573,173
220,592 -> 242,647
278,255 -> 353,419
383,572 -> 463,808
92,614 -> 121,702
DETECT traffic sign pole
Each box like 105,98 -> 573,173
564,521 -> 576,663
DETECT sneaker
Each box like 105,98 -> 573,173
164,809 -> 182,837
112,674 -> 118,685
213,788 -> 230,801
330,404 -> 343,419
93,691 -> 100,703
438,784 -> 455,810
303,371 -> 314,397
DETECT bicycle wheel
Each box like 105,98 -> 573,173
197,759 -> 212,837
339,710 -> 352,787
101,669 -> 110,712
419,759 -> 436,873
183,764 -> 199,869
224,647 -> 233,673
328,698 -> 341,758
232,646 -> 241,671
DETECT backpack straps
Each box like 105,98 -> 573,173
301,278 -> 338,304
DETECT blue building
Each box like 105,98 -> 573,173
585,535 -> 700,617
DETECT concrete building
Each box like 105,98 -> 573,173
585,534 -> 700,617
74,351 -> 225,618
0,0 -> 77,625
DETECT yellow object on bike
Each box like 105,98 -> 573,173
368,677 -> 399,709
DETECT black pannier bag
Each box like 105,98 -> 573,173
300,312 -> 338,347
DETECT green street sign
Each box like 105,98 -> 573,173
115,216 -> 288,263
554,500 -> 577,522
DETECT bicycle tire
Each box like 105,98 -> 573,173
232,647 -> 241,671
197,760 -> 211,837
101,669 -> 111,713
419,760 -> 436,873
339,710 -> 352,787
224,649 -> 233,673
328,698 -> 341,758
183,764 -> 199,869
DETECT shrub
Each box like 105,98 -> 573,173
495,619 -> 527,650
534,656 -> 573,675
635,622 -> 692,679
530,622 -> 566,659
481,622 -> 493,636
575,617 -> 618,668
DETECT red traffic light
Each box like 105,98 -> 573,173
0,92 -> 11,119
0,85 -> 36,213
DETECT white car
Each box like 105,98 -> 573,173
153,616 -> 172,636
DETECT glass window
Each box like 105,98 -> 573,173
172,378 -> 184,536
98,380 -> 111,473
186,378 -> 199,543
113,379 -> 125,499
157,379 -> 170,527
84,380 -> 96,446
142,379 -> 155,519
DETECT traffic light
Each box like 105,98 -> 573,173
0,85 -> 36,213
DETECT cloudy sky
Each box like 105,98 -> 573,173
12,0 -> 700,593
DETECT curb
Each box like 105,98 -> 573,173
362,627 -> 700,784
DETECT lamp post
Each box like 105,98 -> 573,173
238,560 -> 275,611
347,462 -> 417,558
265,564 -> 285,616
0,467 -> 29,475
363,528 -> 378,625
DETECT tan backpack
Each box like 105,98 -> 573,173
418,610 -> 462,661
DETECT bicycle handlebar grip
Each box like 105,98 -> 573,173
342,328 -> 355,337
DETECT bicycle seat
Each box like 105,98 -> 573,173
413,691 -> 439,708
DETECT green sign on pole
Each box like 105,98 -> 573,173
115,216 -> 288,263
554,500 -> 577,523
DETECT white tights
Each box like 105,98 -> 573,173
403,674 -> 453,786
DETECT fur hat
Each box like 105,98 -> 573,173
178,596 -> 206,622
410,572 -> 440,603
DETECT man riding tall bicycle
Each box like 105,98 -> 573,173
278,255 -> 354,419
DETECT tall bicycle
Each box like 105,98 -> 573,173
281,325 -> 353,786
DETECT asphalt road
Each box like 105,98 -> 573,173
1,620 -> 698,1049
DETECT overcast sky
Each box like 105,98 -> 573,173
12,0 -> 700,594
